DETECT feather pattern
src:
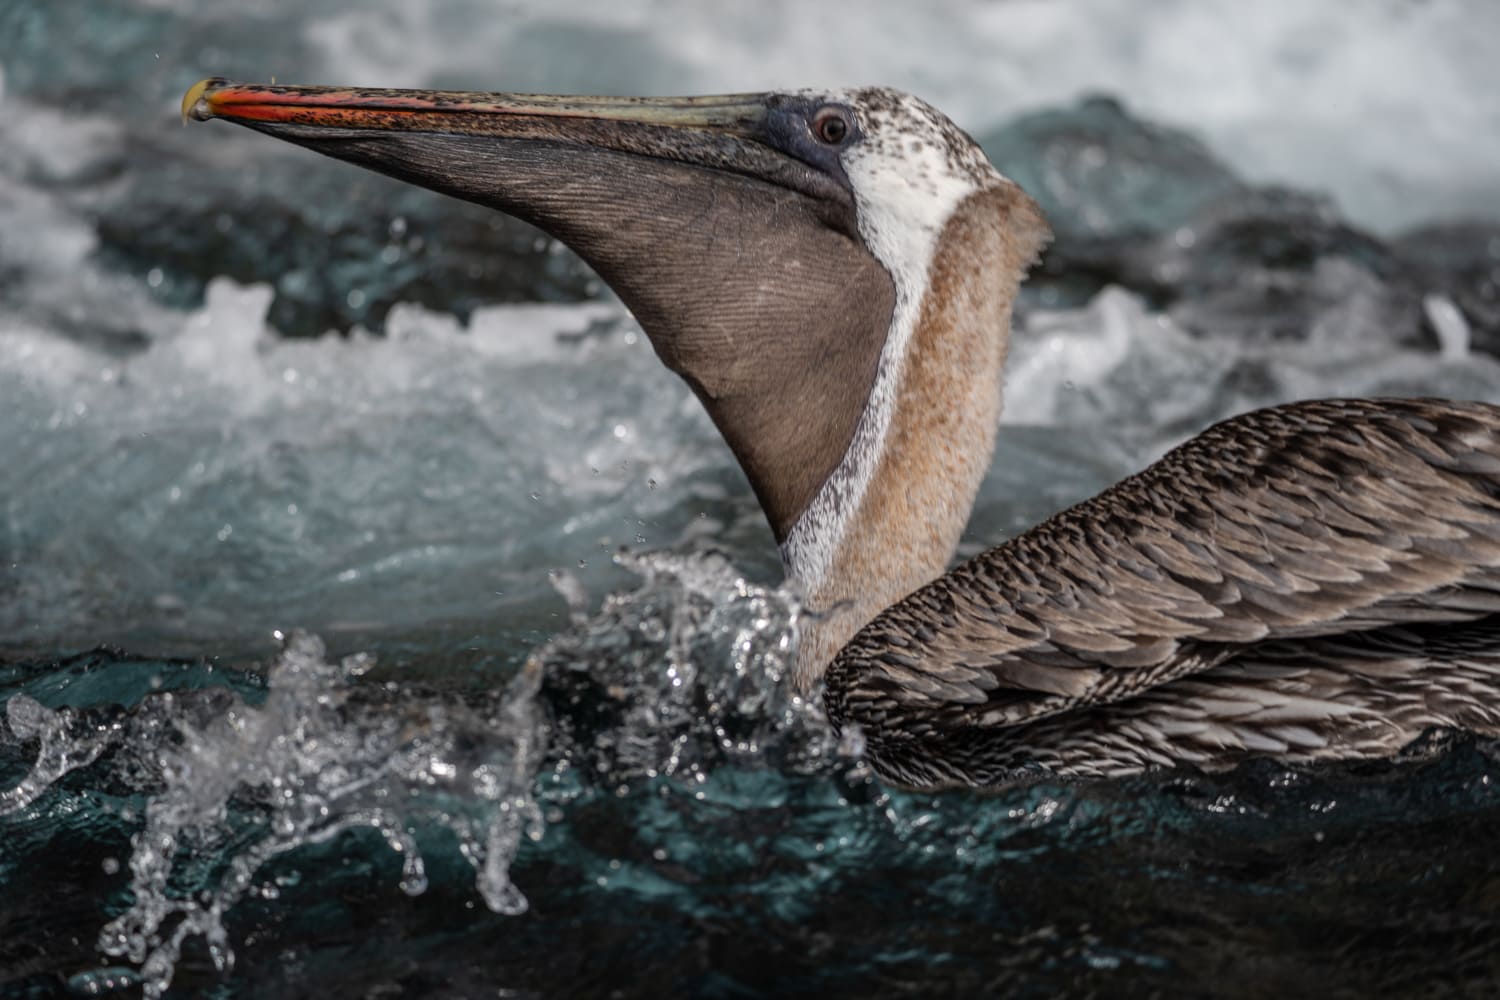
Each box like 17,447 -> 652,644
825,398 -> 1500,789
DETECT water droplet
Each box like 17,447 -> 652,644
65,967 -> 141,996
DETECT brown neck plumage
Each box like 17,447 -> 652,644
792,184 -> 1050,689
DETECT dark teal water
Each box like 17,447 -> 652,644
4,604 -> 1500,998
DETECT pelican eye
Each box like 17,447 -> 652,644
812,107 -> 851,146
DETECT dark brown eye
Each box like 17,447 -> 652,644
813,108 -> 850,145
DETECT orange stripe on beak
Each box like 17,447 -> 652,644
181,78 -> 768,134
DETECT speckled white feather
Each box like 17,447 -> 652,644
780,88 -> 1008,592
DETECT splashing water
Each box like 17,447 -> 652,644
3,631 -> 546,996
0,550 -> 840,994
540,550 -> 835,787
1,694 -> 116,815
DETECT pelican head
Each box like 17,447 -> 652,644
184,78 -> 1050,687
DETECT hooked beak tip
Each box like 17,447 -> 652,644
181,77 -> 225,124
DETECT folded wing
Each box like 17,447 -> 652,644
826,398 -> 1500,786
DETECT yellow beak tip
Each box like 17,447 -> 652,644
181,78 -> 215,124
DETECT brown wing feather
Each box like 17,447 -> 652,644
826,398 -> 1500,758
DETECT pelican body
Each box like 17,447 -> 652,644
182,78 -> 1500,789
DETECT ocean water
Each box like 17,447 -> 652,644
3,1 -> 1500,996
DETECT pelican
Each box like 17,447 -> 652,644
182,78 -> 1500,789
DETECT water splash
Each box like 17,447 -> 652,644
538,549 -> 835,788
0,694 -> 118,814
4,555 -> 1500,996
1,632 -> 544,998
0,549 -> 831,995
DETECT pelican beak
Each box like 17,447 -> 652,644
182,77 -> 766,138
181,77 -> 893,543
178,77 -> 848,205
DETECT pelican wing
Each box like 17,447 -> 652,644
827,398 -> 1500,746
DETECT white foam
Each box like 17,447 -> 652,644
1004,285 -> 1500,468
0,278 -> 737,652
1424,293 -> 1473,361
300,0 -> 1500,233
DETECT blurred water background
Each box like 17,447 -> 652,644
2,0 -> 1499,996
